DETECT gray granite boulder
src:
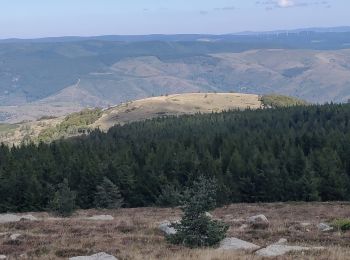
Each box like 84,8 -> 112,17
159,220 -> 177,235
69,252 -> 117,260
318,223 -> 333,232
219,237 -> 260,251
85,215 -> 114,221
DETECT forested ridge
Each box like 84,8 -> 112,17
1,104 -> 350,212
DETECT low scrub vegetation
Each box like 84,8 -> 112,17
332,219 -> 350,231
38,108 -> 102,142
0,123 -> 18,133
261,94 -> 308,107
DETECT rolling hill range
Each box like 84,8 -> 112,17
0,93 -> 306,145
1,31 -> 350,122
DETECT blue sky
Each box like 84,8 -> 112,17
0,0 -> 349,38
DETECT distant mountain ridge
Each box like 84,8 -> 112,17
1,26 -> 350,43
1,29 -> 350,122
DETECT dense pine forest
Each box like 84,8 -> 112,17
1,104 -> 350,212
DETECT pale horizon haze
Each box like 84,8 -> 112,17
0,0 -> 349,39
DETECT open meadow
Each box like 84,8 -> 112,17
1,202 -> 350,259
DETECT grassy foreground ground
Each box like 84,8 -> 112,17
1,202 -> 350,259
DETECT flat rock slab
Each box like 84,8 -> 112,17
0,255 -> 6,259
256,244 -> 324,257
69,252 -> 117,260
219,237 -> 260,251
159,221 -> 177,235
10,233 -> 21,240
247,214 -> 269,223
85,215 -> 114,221
318,223 -> 333,232
0,214 -> 37,224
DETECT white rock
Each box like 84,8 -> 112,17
276,238 -> 288,245
318,223 -> 333,232
86,215 -> 114,221
300,222 -> 311,227
247,214 -> 269,224
239,224 -> 249,230
205,212 -> 213,218
159,221 -> 177,235
256,244 -> 324,257
232,218 -> 245,223
0,214 -> 21,223
0,214 -> 37,224
69,252 -> 117,260
20,215 -> 38,221
10,233 -> 21,240
219,237 -> 260,251
0,255 -> 6,259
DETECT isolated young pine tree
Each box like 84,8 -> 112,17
167,176 -> 228,248
49,179 -> 76,217
94,177 -> 124,209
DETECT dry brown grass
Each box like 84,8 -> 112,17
1,203 -> 350,259
94,93 -> 262,131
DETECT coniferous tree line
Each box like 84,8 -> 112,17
1,103 -> 350,212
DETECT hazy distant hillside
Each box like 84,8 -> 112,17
1,32 -> 350,122
2,28 -> 350,43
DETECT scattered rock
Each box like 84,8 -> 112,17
21,215 -> 38,221
247,214 -> 269,224
231,218 -> 245,223
276,238 -> 288,245
219,237 -> 260,251
256,244 -> 324,257
239,224 -> 249,230
86,215 -> 114,221
205,212 -> 213,218
10,233 -> 21,240
69,252 -> 117,260
318,223 -> 333,232
0,214 -> 38,224
159,221 -> 177,235
0,255 -> 6,259
247,214 -> 269,229
0,214 -> 21,223
300,222 -> 311,227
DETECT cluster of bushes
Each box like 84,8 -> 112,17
332,219 -> 350,231
38,108 -> 102,142
261,94 -> 308,108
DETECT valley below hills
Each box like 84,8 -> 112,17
1,33 -> 350,123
